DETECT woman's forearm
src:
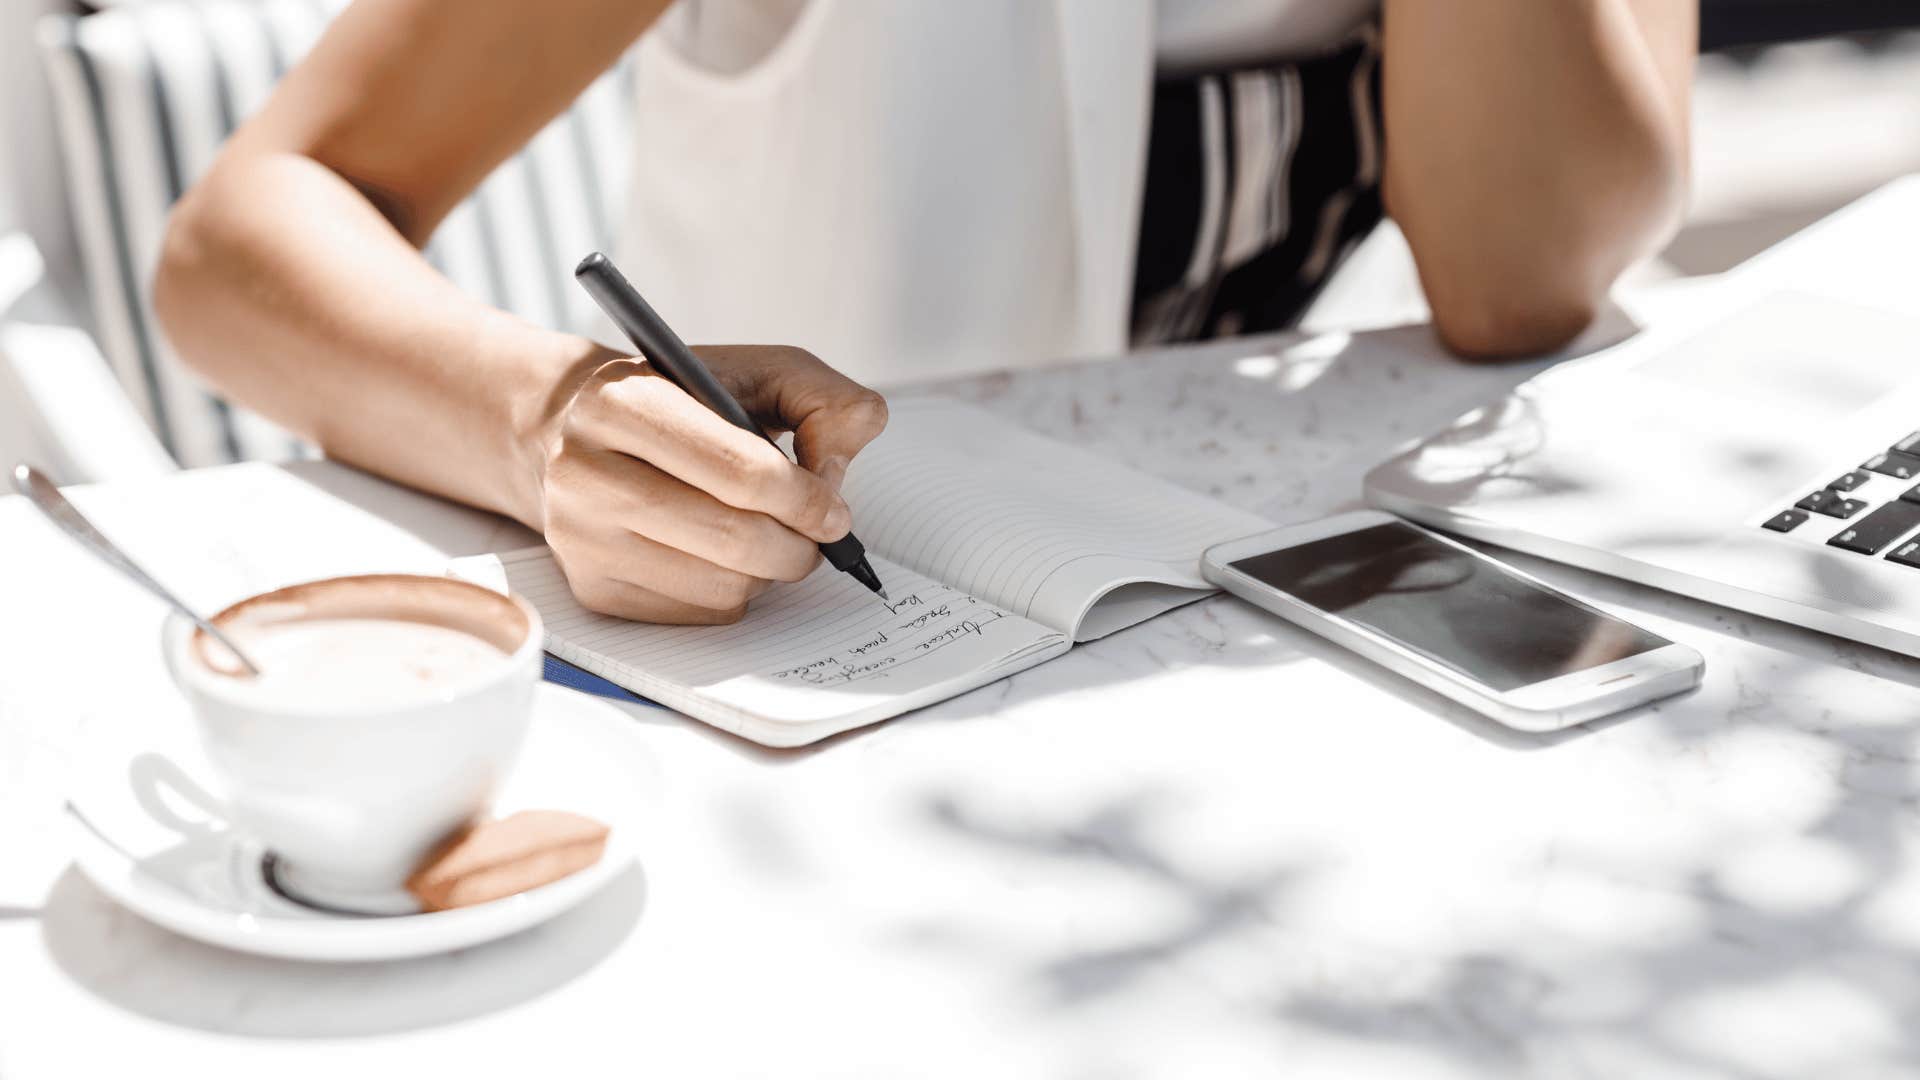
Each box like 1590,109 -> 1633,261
154,148 -> 600,526
151,0 -> 893,627
1382,0 -> 1696,358
154,0 -> 671,524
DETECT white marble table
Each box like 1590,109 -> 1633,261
6,181 -> 1920,1079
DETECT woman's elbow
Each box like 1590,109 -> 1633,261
152,185 -> 232,380
1404,129 -> 1688,362
152,196 -> 204,342
1429,282 -> 1603,361
1423,199 -> 1684,361
1426,190 -> 1682,361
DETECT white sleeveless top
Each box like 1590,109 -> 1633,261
620,0 -> 1376,387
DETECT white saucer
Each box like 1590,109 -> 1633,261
66,684 -> 643,962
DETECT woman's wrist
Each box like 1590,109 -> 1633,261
499,326 -> 621,532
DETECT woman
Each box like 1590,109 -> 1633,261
154,0 -> 1694,624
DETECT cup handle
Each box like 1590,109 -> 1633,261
126,752 -> 231,839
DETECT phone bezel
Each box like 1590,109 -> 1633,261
1201,510 -> 1702,727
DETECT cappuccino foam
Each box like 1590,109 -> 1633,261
214,617 -> 510,710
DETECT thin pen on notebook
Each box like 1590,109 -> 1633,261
574,252 -> 889,601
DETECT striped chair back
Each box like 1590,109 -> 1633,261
39,0 -> 634,469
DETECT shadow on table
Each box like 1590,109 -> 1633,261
890,664 -> 1920,1074
39,860 -> 646,1038
918,788 -> 1310,1006
1258,690 -> 1920,1074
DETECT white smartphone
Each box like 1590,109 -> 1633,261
1201,510 -> 1702,730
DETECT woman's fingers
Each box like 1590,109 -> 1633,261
539,350 -> 888,626
560,572 -> 748,625
558,448 -> 819,582
576,365 -> 853,543
697,344 -> 891,476
551,519 -> 773,620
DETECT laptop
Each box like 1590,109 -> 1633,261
1364,291 -> 1920,658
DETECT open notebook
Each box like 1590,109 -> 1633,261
454,398 -> 1268,746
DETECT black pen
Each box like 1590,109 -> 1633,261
574,252 -> 888,600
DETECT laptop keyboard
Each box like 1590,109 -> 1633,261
1764,430 -> 1920,563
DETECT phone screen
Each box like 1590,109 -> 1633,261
1230,521 -> 1668,692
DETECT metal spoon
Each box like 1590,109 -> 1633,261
11,463 -> 262,675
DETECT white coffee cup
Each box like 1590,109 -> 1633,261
163,574 -> 543,913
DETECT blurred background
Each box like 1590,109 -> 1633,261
3,0 -> 1920,475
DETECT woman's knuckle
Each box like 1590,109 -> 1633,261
592,357 -> 642,382
703,438 -> 751,483
842,393 -> 888,438
706,604 -> 749,626
801,478 -> 843,527
616,478 -> 656,519
559,401 -> 594,440
741,455 -> 790,504
545,439 -> 586,480
603,374 -> 655,416
706,572 -> 756,610
704,512 -> 752,562
851,388 -> 889,422
773,542 -> 819,582
570,576 -> 620,615
583,363 -> 636,406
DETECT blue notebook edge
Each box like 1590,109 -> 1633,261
542,652 -> 662,708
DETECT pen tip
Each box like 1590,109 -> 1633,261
876,586 -> 891,602
841,557 -> 887,599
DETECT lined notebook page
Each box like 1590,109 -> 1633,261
842,398 -> 1270,637
457,548 -> 1067,744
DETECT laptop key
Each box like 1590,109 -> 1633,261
1864,450 -> 1920,480
1796,490 -> 1865,518
1828,470 -> 1872,492
1894,431 -> 1920,456
1763,510 -> 1809,533
1828,501 -> 1920,555
1889,539 -> 1920,569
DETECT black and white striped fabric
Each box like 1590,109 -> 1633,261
1131,26 -> 1383,346
38,0 -> 634,469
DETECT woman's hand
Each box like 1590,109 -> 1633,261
527,345 -> 889,624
